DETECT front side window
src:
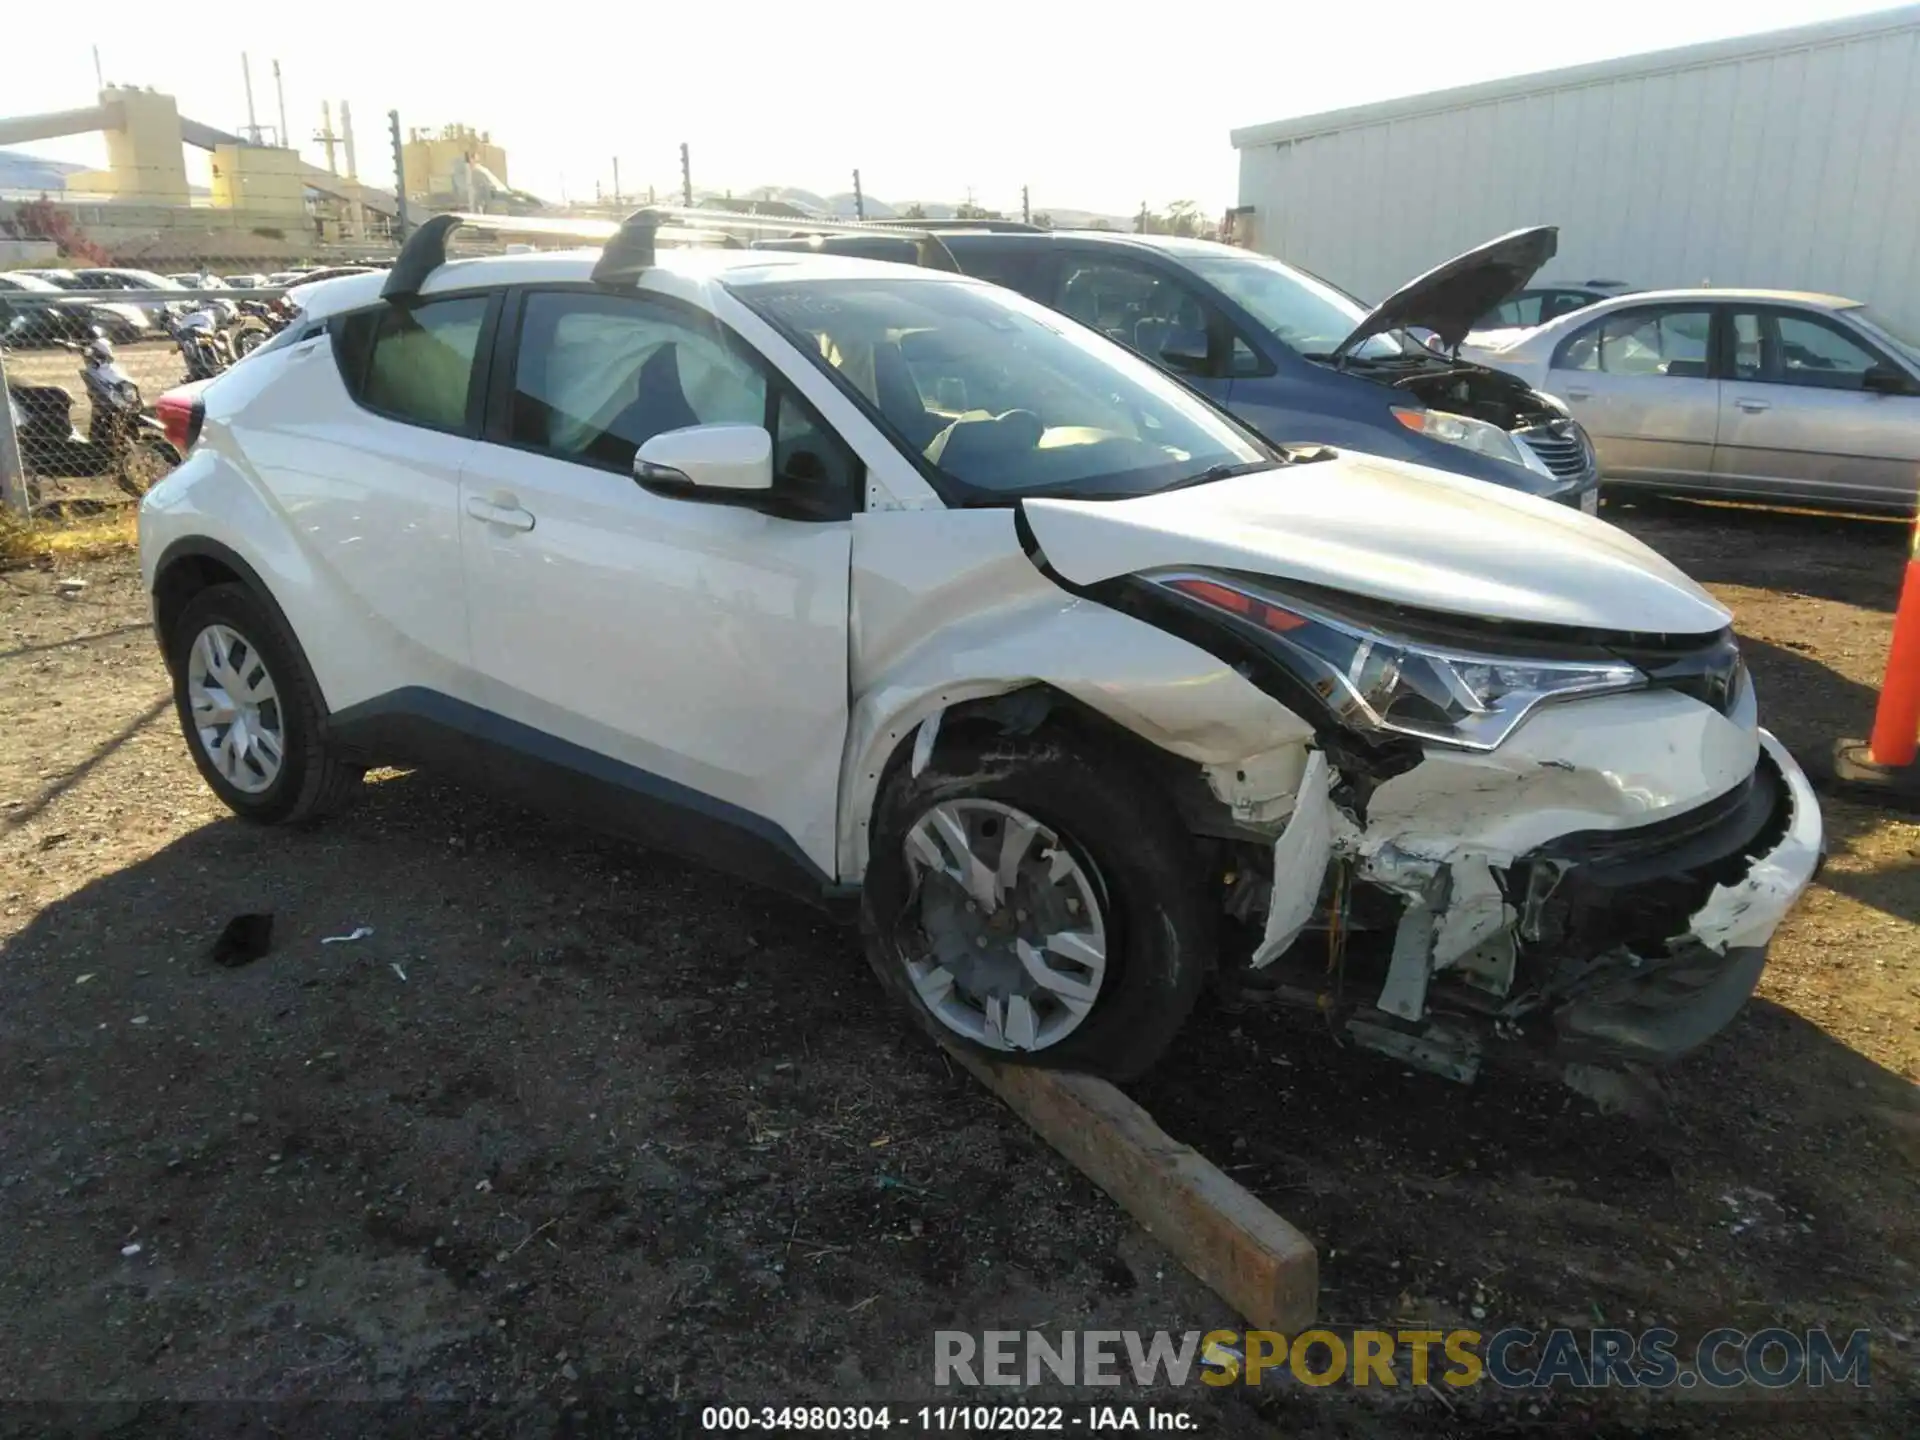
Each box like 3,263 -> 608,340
508,291 -> 766,471
1053,259 -> 1214,375
730,275 -> 1271,503
1770,312 -> 1882,390
1561,308 -> 1711,377
341,294 -> 490,431
1182,252 -> 1399,360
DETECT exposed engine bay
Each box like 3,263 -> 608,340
1340,350 -> 1567,433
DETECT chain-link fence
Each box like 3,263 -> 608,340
0,262 -> 359,517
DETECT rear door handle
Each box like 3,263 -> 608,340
1563,386 -> 1592,401
464,496 -> 536,531
1735,398 -> 1771,413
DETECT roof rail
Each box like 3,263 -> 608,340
381,206 -> 963,299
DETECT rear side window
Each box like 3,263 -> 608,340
336,295 -> 489,431
1558,308 -> 1711,377
507,291 -> 766,470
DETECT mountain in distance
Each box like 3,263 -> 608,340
0,152 -> 87,192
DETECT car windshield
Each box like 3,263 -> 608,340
1852,306 -> 1920,367
731,275 -> 1273,502
1182,253 -> 1401,360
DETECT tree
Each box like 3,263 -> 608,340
902,202 -> 928,220
1031,212 -> 1054,230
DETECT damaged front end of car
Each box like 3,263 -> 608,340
1109,567 -> 1825,1093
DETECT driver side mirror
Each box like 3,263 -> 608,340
1158,333 -> 1210,376
634,424 -> 773,498
1862,363 -> 1915,396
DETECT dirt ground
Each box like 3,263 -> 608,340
1,500 -> 1916,1438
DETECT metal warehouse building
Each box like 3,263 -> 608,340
1229,5 -> 1920,334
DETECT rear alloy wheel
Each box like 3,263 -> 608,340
167,582 -> 362,824
186,622 -> 286,794
863,730 -> 1210,1081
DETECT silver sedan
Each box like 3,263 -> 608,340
1463,289 -> 1920,514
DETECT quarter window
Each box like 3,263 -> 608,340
340,295 -> 490,431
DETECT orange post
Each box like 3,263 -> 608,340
1867,521 -> 1920,769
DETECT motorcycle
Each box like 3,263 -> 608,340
230,296 -> 296,357
169,305 -> 235,383
5,334 -> 182,503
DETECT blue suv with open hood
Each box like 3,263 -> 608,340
924,225 -> 1600,509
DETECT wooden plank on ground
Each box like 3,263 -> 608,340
944,1041 -> 1318,1333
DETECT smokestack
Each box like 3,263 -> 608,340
242,54 -> 259,143
320,100 -> 337,173
273,60 -> 289,150
340,102 -> 358,179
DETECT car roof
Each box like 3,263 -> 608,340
1583,286 -> 1860,310
288,245 -> 981,319
945,228 -> 1249,261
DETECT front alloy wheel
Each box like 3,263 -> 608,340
861,730 -> 1209,1081
902,798 -> 1109,1053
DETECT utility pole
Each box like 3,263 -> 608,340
1021,185 -> 1030,224
852,168 -> 865,220
272,59 -> 289,150
680,143 -> 693,207
389,110 -> 409,239
612,157 -> 621,208
1136,200 -> 1148,234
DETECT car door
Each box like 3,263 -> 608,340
1713,306 -> 1920,510
1048,252 -> 1235,408
1543,304 -> 1720,490
457,286 -> 857,885
242,291 -> 494,708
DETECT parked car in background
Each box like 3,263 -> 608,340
10,269 -> 156,343
0,271 -> 103,345
893,225 -> 1601,509
137,215 -> 1819,1091
1473,279 -> 1636,336
1464,289 -> 1920,514
223,273 -> 271,290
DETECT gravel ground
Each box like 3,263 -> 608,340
1,499 -> 1916,1438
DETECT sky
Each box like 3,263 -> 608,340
0,0 -> 1906,218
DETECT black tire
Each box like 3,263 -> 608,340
232,319 -> 272,356
166,582 -> 362,825
861,728 -> 1211,1082
116,437 -> 181,500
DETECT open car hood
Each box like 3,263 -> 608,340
1021,452 -> 1728,636
1334,226 -> 1557,358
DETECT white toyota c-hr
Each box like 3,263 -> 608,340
138,212 -> 1823,1088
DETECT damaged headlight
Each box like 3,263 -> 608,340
1391,406 -> 1555,479
1156,573 -> 1644,751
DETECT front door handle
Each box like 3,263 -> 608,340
1563,386 -> 1592,401
465,496 -> 536,531
1735,397 -> 1771,413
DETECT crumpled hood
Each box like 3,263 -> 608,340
1336,225 -> 1557,357
1022,453 -> 1730,635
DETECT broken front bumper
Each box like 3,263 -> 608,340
1256,723 -> 1824,1077
1545,730 -> 1822,1063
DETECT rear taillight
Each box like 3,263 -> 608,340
155,389 -> 204,452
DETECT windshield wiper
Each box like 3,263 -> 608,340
1161,459 -> 1278,493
